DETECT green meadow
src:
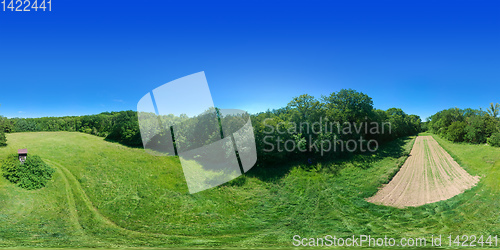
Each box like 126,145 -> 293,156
0,132 -> 498,248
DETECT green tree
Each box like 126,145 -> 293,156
384,108 -> 420,139
287,94 -> 323,123
464,115 -> 497,144
487,102 -> 500,118
0,131 -> 6,146
0,105 -> 7,146
487,132 -> 500,147
322,89 -> 375,123
446,121 -> 467,142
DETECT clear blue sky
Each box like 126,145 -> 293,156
1,0 -> 499,120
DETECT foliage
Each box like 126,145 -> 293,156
428,106 -> 500,145
464,115 -> 498,143
1,154 -> 55,190
251,89 -> 421,166
0,116 -> 12,133
446,121 -> 467,142
488,132 -> 500,147
0,131 -> 6,147
322,89 -> 374,123
0,116 -> 9,146
106,111 -> 142,146
487,102 -> 500,118
383,108 -> 421,140
8,111 -> 139,147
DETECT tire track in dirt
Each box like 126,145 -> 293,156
367,136 -> 480,208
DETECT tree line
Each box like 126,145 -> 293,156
252,89 -> 421,165
0,89 -> 423,167
0,111 -> 143,147
426,103 -> 500,147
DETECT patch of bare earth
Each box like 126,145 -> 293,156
367,136 -> 480,208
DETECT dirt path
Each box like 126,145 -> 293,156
367,136 -> 480,208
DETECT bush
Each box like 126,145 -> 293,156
488,132 -> 500,147
446,121 -> 467,142
1,154 -> 55,190
0,131 -> 6,146
464,115 -> 497,144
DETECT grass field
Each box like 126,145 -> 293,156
0,132 -> 498,248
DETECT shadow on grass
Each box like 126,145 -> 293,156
103,138 -> 144,149
246,136 -> 414,183
126,130 -> 414,186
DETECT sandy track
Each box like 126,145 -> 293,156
367,136 -> 480,208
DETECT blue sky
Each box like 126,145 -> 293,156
0,0 -> 499,120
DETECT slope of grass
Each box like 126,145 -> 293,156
0,132 -> 498,248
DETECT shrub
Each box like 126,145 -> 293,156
446,121 -> 467,142
464,115 -> 498,144
0,131 -> 6,146
1,154 -> 55,190
488,132 -> 500,147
